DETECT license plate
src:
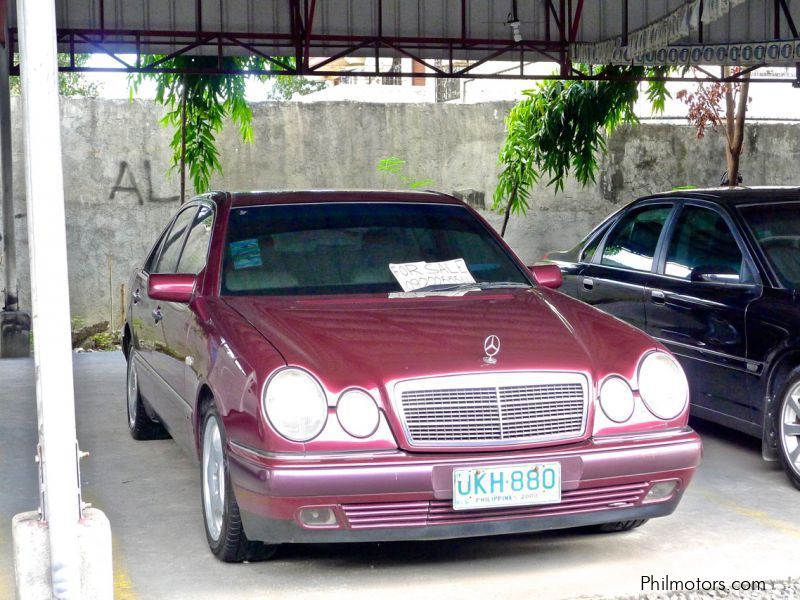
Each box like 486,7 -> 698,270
452,462 -> 561,510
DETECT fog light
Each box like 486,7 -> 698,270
298,507 -> 338,527
645,480 -> 679,501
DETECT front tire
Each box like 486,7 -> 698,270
777,371 -> 800,490
126,350 -> 167,440
201,404 -> 277,562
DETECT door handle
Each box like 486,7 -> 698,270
650,290 -> 666,304
132,289 -> 141,304
582,278 -> 594,291
152,307 -> 163,324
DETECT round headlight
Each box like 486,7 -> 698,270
337,389 -> 380,438
637,352 -> 688,420
599,376 -> 635,423
263,368 -> 328,442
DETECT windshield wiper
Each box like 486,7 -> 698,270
412,281 -> 531,292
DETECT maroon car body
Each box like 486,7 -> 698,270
124,190 -> 702,561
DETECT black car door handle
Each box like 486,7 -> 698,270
132,289 -> 141,304
650,290 -> 666,304
583,278 -> 594,291
152,308 -> 163,323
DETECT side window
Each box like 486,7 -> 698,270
580,230 -> 604,262
154,207 -> 198,274
601,205 -> 672,272
143,228 -> 169,273
664,206 -> 747,281
177,206 -> 214,275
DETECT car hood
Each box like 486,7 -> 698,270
222,288 -> 654,392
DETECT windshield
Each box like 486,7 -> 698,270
222,202 -> 531,296
739,201 -> 800,288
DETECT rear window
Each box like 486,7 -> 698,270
222,202 -> 530,296
739,201 -> 800,288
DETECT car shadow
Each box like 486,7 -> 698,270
689,416 -> 761,452
266,529 -> 602,567
253,526 -> 631,567
689,416 -> 785,479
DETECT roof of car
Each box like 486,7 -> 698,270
223,189 -> 464,208
640,186 -> 800,206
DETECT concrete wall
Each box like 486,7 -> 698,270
1,97 -> 799,325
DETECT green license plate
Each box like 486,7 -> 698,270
452,462 -> 561,510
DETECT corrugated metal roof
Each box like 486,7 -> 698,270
7,1 -> 800,68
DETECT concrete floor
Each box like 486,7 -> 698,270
1,352 -> 798,600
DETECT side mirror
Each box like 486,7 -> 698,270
689,265 -> 740,284
530,264 -> 563,289
148,273 -> 197,303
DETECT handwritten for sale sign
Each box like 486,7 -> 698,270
389,259 -> 476,292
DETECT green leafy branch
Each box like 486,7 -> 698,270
130,55 -> 270,202
11,53 -> 99,97
493,65 -> 671,236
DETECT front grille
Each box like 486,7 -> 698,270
342,482 -> 648,529
395,373 -> 588,446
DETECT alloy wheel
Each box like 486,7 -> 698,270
126,354 -> 139,429
202,416 -> 225,542
781,383 -> 800,476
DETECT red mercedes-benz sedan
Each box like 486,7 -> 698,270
123,190 -> 702,562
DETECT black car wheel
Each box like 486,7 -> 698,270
126,349 -> 167,440
778,371 -> 800,490
201,403 -> 278,562
593,519 -> 648,533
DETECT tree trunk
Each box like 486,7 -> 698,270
722,68 -> 749,186
179,75 -> 188,204
500,186 -> 517,238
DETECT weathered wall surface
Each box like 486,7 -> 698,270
1,97 -> 798,325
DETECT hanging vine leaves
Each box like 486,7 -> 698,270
130,55 -> 274,202
493,65 -> 671,236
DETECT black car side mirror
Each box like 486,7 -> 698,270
689,265 -> 741,284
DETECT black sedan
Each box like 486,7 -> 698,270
545,187 -> 800,488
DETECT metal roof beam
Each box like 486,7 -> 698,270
777,0 -> 799,38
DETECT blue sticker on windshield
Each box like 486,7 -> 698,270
229,239 -> 262,269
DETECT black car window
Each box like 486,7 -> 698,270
600,205 -> 671,272
739,201 -> 800,288
177,205 -> 214,275
665,206 -> 747,281
222,202 -> 531,296
581,230 -> 604,262
154,207 -> 198,274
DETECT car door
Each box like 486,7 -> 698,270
578,203 -> 675,332
169,203 -> 215,445
545,219 -> 616,300
144,205 -> 198,427
130,227 -> 169,367
645,202 -> 762,427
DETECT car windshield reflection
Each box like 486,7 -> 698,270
222,202 -> 531,296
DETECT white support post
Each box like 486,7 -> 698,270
0,38 -> 15,312
14,1 -> 83,598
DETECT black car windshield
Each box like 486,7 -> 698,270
739,201 -> 800,288
222,202 -> 531,296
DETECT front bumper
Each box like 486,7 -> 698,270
228,427 -> 702,544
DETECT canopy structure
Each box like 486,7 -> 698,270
3,0 -> 800,82
3,3 -> 800,599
